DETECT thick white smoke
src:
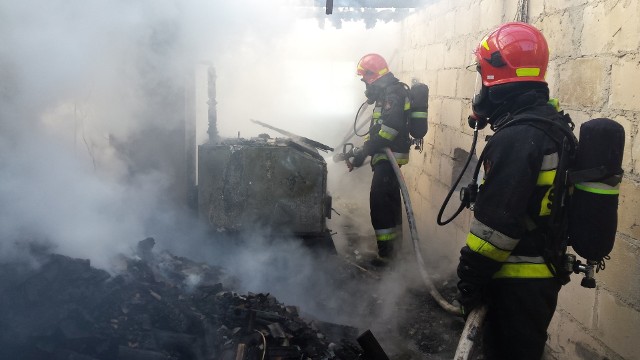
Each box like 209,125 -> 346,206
0,0 -> 416,331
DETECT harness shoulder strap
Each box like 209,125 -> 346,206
496,112 -> 578,278
499,113 -> 575,149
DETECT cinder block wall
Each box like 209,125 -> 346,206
393,0 -> 640,359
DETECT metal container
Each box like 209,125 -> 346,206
198,136 -> 332,242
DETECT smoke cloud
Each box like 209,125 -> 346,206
0,0 -> 417,330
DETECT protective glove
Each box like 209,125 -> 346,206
332,152 -> 346,163
456,246 -> 501,318
347,147 -> 366,172
456,280 -> 484,318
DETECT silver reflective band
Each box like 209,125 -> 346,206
379,124 -> 399,140
503,255 -> 546,264
469,218 -> 519,251
375,228 -> 395,235
540,152 -> 558,171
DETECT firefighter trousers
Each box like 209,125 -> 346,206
483,278 -> 562,360
370,161 -> 402,258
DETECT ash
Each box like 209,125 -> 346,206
0,238 -> 463,360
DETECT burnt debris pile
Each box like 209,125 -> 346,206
0,239 -> 362,360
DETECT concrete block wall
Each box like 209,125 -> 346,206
393,0 -> 640,358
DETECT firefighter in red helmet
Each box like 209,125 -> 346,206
455,22 -> 575,359
345,53 -> 411,265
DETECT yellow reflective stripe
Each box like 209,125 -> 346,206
372,152 -> 409,165
516,68 -> 541,77
378,124 -> 398,140
360,65 -> 389,76
575,182 -> 620,195
379,131 -> 395,140
394,152 -> 409,165
364,134 -> 370,141
548,98 -> 561,111
466,233 -> 511,262
404,99 -> 411,110
493,263 -> 553,279
481,39 -> 490,51
411,111 -> 428,118
373,106 -> 382,120
372,153 -> 387,164
539,186 -> 553,216
375,228 -> 396,241
537,170 -> 556,186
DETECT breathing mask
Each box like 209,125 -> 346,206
470,67 -> 490,129
364,83 -> 381,105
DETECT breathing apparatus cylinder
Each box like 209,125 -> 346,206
568,118 -> 625,262
408,82 -> 429,139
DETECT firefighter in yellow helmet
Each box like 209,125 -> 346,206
346,53 -> 411,265
456,22 -> 576,359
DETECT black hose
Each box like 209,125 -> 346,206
353,101 -> 370,137
332,102 -> 371,152
436,123 -> 481,226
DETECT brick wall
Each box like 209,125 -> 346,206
393,0 -> 640,358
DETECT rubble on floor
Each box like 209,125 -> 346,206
0,237 -> 464,360
0,240 -> 362,360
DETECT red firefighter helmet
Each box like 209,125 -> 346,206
474,22 -> 549,87
356,53 -> 390,85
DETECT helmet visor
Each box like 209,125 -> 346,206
471,63 -> 483,105
360,70 -> 373,83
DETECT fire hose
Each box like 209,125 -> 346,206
383,148 -> 487,360
381,148 -> 461,316
453,304 -> 487,359
334,146 -> 485,358
333,145 -> 469,315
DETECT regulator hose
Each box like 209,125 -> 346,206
383,148 -> 461,316
353,100 -> 371,138
436,121 -> 482,226
333,101 -> 371,151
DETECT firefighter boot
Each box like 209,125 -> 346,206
370,240 -> 395,267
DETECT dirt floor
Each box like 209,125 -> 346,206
322,184 -> 467,360
331,233 -> 466,360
